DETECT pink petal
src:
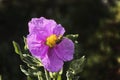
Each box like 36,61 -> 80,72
42,48 -> 64,72
28,17 -> 57,36
53,24 -> 65,36
27,33 -> 49,59
55,38 -> 74,61
44,19 -> 57,35
28,17 -> 45,33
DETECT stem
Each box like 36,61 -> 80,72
53,75 -> 56,80
57,75 -> 61,80
37,72 -> 43,80
0,75 -> 2,80
38,75 -> 43,80
66,71 -> 72,80
67,77 -> 72,80
44,69 -> 50,80
53,78 -> 56,80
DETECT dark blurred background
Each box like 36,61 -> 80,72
0,0 -> 120,80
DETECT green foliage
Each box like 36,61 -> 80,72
12,41 -> 22,56
22,54 -> 42,67
66,34 -> 79,42
69,56 -> 86,74
66,56 -> 86,80
0,75 -> 2,80
20,65 -> 30,76
12,41 -> 44,80
13,41 -> 42,67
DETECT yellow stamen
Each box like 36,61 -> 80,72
46,34 -> 58,47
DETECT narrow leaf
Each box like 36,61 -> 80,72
22,54 -> 42,67
23,36 -> 28,50
70,56 -> 86,74
12,41 -> 22,56
0,75 -> 2,80
57,75 -> 61,80
27,76 -> 32,80
66,34 -> 79,41
20,65 -> 29,76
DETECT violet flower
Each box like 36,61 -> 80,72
27,17 -> 74,72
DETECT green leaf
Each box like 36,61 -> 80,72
23,36 -> 28,50
69,56 -> 86,74
58,68 -> 63,75
57,68 -> 63,80
49,69 -> 63,80
66,71 -> 73,80
12,41 -> 22,56
57,75 -> 61,80
20,65 -> 40,76
37,71 -> 43,80
22,54 -> 42,67
20,65 -> 29,76
65,34 -> 79,41
27,76 -> 32,80
0,75 -> 2,80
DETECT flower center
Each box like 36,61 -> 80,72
46,34 -> 58,47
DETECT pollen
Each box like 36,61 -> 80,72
46,34 -> 58,47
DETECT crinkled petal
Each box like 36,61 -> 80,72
44,19 -> 57,35
55,38 -> 74,61
27,33 -> 49,59
28,17 -> 57,36
53,24 -> 65,36
28,17 -> 49,40
42,48 -> 64,72
28,17 -> 44,33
